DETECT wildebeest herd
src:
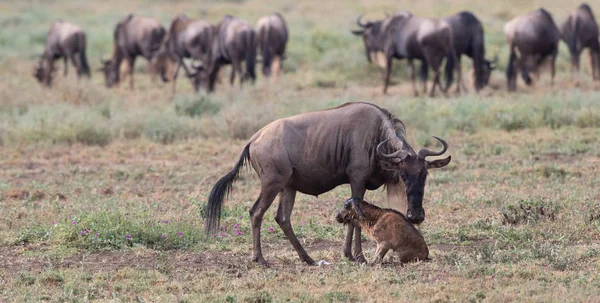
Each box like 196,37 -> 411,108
33,3 -> 600,266
36,4 -> 599,96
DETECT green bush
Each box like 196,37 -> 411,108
174,94 -> 221,118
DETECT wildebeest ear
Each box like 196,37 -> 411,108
351,29 -> 364,36
426,156 -> 451,169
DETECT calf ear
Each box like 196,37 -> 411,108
351,29 -> 364,36
426,156 -> 451,169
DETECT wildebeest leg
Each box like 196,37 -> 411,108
272,56 -> 281,81
232,59 -> 244,86
383,56 -> 393,94
127,56 -> 136,90
408,59 -> 418,97
550,50 -> 557,87
590,40 -> 600,80
172,62 -> 181,94
250,180 -> 286,266
63,57 -> 68,77
430,70 -> 441,98
69,53 -> 81,77
371,244 -> 390,265
275,187 -> 315,265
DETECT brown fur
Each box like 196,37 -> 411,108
561,3 -> 600,79
194,15 -> 256,92
337,199 -> 429,264
205,102 -> 450,266
352,12 -> 461,97
100,14 -> 166,89
154,14 -> 214,93
34,20 -> 90,87
256,13 -> 288,79
504,9 -> 560,91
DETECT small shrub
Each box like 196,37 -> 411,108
501,198 -> 560,225
174,94 -> 221,118
536,165 -> 568,179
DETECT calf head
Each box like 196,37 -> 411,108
377,136 -> 451,224
336,200 -> 359,225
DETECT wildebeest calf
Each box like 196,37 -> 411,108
336,199 -> 429,264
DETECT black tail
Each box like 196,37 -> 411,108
444,28 -> 456,90
260,26 -> 273,77
79,33 -> 91,78
472,29 -> 485,91
506,45 -> 518,91
244,30 -> 257,83
205,144 -> 251,234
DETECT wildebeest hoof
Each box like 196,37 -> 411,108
355,255 -> 367,264
254,257 -> 270,267
303,257 -> 316,266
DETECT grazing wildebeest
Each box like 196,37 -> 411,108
154,14 -> 214,93
193,15 -> 256,92
205,102 -> 451,266
352,12 -> 461,97
336,199 -> 429,264
34,20 -> 90,87
561,3 -> 600,79
443,11 -> 497,92
100,14 -> 166,89
504,8 -> 561,91
256,13 -> 288,79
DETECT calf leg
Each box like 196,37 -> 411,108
353,224 -> 366,263
371,243 -> 390,265
275,187 -> 315,265
344,224 -> 354,261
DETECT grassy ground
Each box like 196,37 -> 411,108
2,0 -> 600,302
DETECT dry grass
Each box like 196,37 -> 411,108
2,0 -> 600,302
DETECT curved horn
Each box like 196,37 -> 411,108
356,14 -> 368,28
418,136 -> 448,159
377,139 -> 407,159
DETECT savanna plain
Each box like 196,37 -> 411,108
2,0 -> 600,302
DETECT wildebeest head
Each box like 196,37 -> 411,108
351,15 -> 386,64
99,59 -> 119,87
479,56 -> 498,88
377,136 -> 451,224
33,54 -> 52,86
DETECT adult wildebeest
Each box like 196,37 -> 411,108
205,102 -> 451,266
352,12 -> 461,97
100,14 -> 166,89
504,8 -> 560,91
154,14 -> 214,93
443,11 -> 497,92
256,13 -> 288,79
561,3 -> 600,79
193,15 -> 256,92
34,20 -> 90,87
